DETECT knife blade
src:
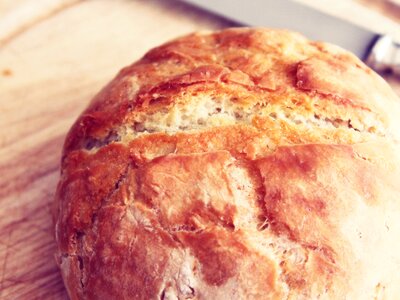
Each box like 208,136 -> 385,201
181,0 -> 400,75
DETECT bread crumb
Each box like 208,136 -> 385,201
2,69 -> 12,76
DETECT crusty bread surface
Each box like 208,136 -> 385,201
54,28 -> 400,300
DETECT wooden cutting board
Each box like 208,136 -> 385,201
0,1 -> 399,299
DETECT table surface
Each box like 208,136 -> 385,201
0,0 -> 399,299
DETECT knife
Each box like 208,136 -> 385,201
181,0 -> 400,76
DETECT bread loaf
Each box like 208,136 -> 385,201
54,28 -> 400,299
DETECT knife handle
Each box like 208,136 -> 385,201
366,35 -> 400,76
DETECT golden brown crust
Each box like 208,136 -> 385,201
55,28 -> 400,299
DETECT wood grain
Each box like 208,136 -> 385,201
0,0 -> 399,299
0,0 -> 81,47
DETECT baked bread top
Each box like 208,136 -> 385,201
54,28 -> 400,299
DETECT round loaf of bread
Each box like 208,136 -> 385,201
54,28 -> 400,299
